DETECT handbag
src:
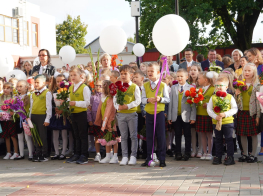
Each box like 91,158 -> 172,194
22,121 -> 31,136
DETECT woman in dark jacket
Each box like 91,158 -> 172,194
32,49 -> 55,76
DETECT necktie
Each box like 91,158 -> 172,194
181,86 -> 183,93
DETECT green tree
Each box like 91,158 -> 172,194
127,37 -> 135,43
125,0 -> 263,56
56,15 -> 88,54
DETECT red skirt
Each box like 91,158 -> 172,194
89,125 -> 103,138
195,115 -> 213,133
236,110 -> 259,136
0,121 -> 16,139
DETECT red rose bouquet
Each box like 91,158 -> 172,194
185,87 -> 204,106
109,81 -> 129,105
213,91 -> 229,130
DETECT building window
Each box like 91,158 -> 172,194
23,21 -> 28,45
32,23 -> 38,47
0,14 -> 19,43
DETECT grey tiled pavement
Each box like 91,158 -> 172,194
1,137 -> 263,196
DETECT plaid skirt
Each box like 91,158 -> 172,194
236,110 -> 259,136
89,125 -> 103,138
0,121 -> 16,139
195,115 -> 213,133
100,129 -> 119,140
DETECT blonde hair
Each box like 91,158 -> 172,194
17,80 -> 30,107
232,49 -> 243,59
147,62 -> 160,71
69,65 -> 82,75
222,57 -> 233,68
23,60 -> 32,70
247,48 -> 263,65
219,69 -> 236,93
169,72 -> 177,80
215,77 -> 229,85
101,68 -> 111,77
241,63 -> 259,85
85,73 -> 93,85
140,62 -> 148,67
176,68 -> 188,76
99,53 -> 111,64
216,54 -> 222,62
198,71 -> 214,86
189,63 -> 202,84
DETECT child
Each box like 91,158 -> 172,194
168,69 -> 196,161
207,77 -> 238,165
100,74 -> 110,81
9,78 -> 18,89
15,80 -> 34,160
66,66 -> 91,164
27,77 -> 35,93
141,62 -> 170,167
1,82 -> 19,159
110,70 -> 120,84
30,75 -> 52,162
133,70 -> 147,159
94,80 -> 119,164
196,72 -> 215,160
188,64 -> 202,158
114,65 -> 141,166
0,77 -> 4,94
235,63 -> 260,163
140,62 -> 147,77
87,79 -> 102,161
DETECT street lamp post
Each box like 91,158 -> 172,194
135,0 -> 140,67
175,0 -> 180,65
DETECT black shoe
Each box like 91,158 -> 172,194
175,153 -> 182,161
212,157 -> 222,165
141,160 -> 149,167
51,154 -> 59,160
247,155 -> 257,163
166,149 -> 173,157
238,155 -> 248,162
183,153 -> 190,161
224,156 -> 235,165
141,154 -> 147,160
58,154 -> 66,160
14,156 -> 24,160
28,157 -> 33,161
159,160 -> 166,167
32,156 -> 40,162
39,156 -> 49,162
66,154 -> 80,163
76,155 -> 88,164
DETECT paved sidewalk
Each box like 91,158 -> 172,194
1,149 -> 263,196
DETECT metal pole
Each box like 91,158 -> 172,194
135,0 -> 140,67
175,0 -> 180,65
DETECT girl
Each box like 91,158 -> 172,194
87,79 -> 103,160
49,74 -> 70,160
188,64 -> 202,158
9,78 -> 18,89
94,80 -> 119,164
0,82 -> 19,159
140,62 -> 147,77
196,72 -> 215,160
15,80 -> 34,160
236,63 -> 260,163
27,77 -> 35,93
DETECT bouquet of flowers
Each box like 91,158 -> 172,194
137,125 -> 146,141
87,47 -> 100,93
0,112 -> 11,121
98,121 -> 121,146
185,87 -> 204,106
233,79 -> 248,92
111,55 -> 123,70
209,61 -> 222,73
213,91 -> 229,130
172,80 -> 178,85
109,81 -> 129,105
56,80 -> 72,125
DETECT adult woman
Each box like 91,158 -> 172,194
247,47 -> 263,81
100,53 -> 119,71
229,49 -> 243,71
23,61 -> 33,77
32,49 -> 55,76
235,56 -> 248,77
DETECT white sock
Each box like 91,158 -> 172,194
53,130 -> 59,155
106,153 -> 110,159
25,134 -> 33,157
97,152 -> 101,155
114,153 -> 117,158
61,129 -> 68,155
18,133 -> 24,157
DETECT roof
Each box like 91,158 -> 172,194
84,37 -> 135,49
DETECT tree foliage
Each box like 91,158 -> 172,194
56,15 -> 88,54
125,0 -> 263,56
127,37 -> 135,43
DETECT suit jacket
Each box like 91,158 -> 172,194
167,83 -> 196,122
201,59 -> 224,71
32,63 -> 55,76
179,61 -> 202,70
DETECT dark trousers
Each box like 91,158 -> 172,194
31,114 -> 48,156
173,115 -> 191,154
137,113 -> 147,156
213,123 -> 234,158
146,112 -> 166,161
71,112 -> 88,157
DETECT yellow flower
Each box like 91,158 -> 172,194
64,88 -> 67,91
243,79 -> 245,81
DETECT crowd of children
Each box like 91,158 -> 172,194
1,52 -> 263,167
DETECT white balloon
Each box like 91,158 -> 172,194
152,14 -> 190,56
59,45 -> 76,64
99,25 -> 127,55
133,43 -> 145,57
6,70 -> 27,81
0,52 -> 14,77
63,72 -> 69,80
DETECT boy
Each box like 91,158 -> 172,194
133,70 -> 147,159
114,65 -> 141,166
110,70 -> 120,83
168,68 -> 196,161
207,77 -> 238,165
66,65 -> 91,164
141,62 -> 170,167
30,75 -> 52,162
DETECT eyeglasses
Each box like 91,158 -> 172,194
95,85 -> 102,88
215,85 -> 226,87
38,55 -> 47,57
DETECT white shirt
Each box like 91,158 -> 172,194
70,81 -> 91,108
202,85 -> 211,93
113,81 -> 141,110
179,83 -> 187,92
101,95 -> 107,103
187,60 -> 193,67
142,79 -> 170,104
30,86 -> 52,123
39,65 -> 47,74
207,93 -> 238,120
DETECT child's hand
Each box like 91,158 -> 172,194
168,120 -> 172,124
59,100 -> 64,104
69,101 -> 76,106
10,112 -> 14,116
88,105 -> 92,110
89,121 -> 93,126
118,105 -> 128,110
256,117 -> 259,126
164,113 -> 167,118
218,113 -> 226,118
190,120 -> 195,124
216,115 -> 222,121
235,89 -> 241,96
148,97 -> 156,104
202,103 -> 207,108
43,122 -> 50,126
156,96 -> 161,102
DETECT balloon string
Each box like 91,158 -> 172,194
66,64 -> 70,71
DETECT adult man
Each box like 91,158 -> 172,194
201,49 -> 224,71
179,48 -> 201,72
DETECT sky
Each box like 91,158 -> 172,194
27,0 -> 263,45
